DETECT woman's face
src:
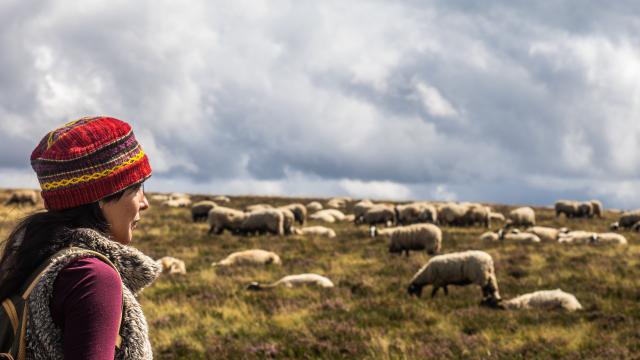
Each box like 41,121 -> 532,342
101,184 -> 149,245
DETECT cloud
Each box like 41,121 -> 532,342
1,1 -> 640,208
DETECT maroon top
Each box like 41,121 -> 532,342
51,257 -> 122,360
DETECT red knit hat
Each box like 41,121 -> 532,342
31,116 -> 152,210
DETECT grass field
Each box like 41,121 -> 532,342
2,190 -> 639,359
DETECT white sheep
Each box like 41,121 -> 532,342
213,195 -> 231,203
191,200 -> 217,222
245,203 -> 273,212
359,205 -> 396,227
156,256 -> 187,275
590,200 -> 603,218
281,203 -> 307,225
489,212 -> 506,223
389,224 -> 442,256
309,209 -> 347,223
500,229 -> 541,243
212,249 -> 282,267
293,226 -> 337,238
327,197 -> 347,209
208,206 -> 246,234
500,289 -> 582,312
479,231 -> 500,242
525,226 -> 569,243
558,230 -> 598,244
595,232 -> 628,245
162,197 -> 192,208
408,250 -> 501,304
370,226 -> 401,238
309,212 -> 336,223
240,209 -> 285,236
506,207 -> 535,227
306,201 -> 323,211
247,273 -> 334,290
396,202 -> 437,225
437,202 -> 468,226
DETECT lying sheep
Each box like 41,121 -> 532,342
240,209 -> 285,236
407,250 -> 501,305
489,212 -> 506,223
595,232 -> 628,245
389,224 -> 442,256
4,189 -> 38,206
156,256 -> 187,275
191,200 -> 217,222
162,197 -> 192,208
327,197 -> 347,209
293,226 -> 337,238
213,195 -> 231,203
247,273 -> 334,290
309,209 -> 347,223
359,205 -> 396,227
525,226 -> 569,242
306,201 -> 323,211
245,203 -> 273,212
212,249 -> 282,267
479,231 -> 500,242
506,207 -> 535,227
309,212 -> 336,223
500,229 -> 541,243
558,230 -> 598,244
281,203 -> 307,225
208,206 -> 246,234
500,289 -> 582,312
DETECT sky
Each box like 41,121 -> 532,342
1,0 -> 640,209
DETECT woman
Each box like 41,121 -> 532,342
0,116 -> 160,359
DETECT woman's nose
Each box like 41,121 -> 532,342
140,195 -> 150,211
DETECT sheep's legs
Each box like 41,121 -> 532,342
443,286 -> 448,296
431,287 -> 439,298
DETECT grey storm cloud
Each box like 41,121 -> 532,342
1,0 -> 640,207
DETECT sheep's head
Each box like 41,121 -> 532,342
407,283 -> 423,297
610,222 -> 620,230
481,297 -> 504,309
246,282 -> 263,291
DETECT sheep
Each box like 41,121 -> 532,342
353,199 -> 375,223
276,208 -> 296,235
479,231 -> 500,242
488,212 -> 506,224
281,203 -> 307,225
191,200 -> 217,222
576,202 -> 594,218
239,209 -> 285,236
208,206 -> 246,234
525,226 -> 569,243
213,195 -> 231,203
162,197 -> 192,208
610,221 -> 620,230
590,200 -> 603,218
359,205 -> 396,227
461,204 -> 490,228
247,273 -> 334,290
306,201 -> 323,211
438,203 -> 468,226
370,226 -> 401,238
407,250 -> 501,305
595,232 -> 627,245
245,203 -> 273,212
169,192 -> 190,201
389,224 -> 442,256
156,256 -> 187,275
327,197 -> 347,209
506,207 -> 535,228
319,209 -> 347,221
500,289 -> 582,312
555,200 -> 579,218
211,249 -> 282,267
558,230 -> 598,244
500,229 -> 541,243
4,189 -> 38,206
293,226 -> 337,238
616,210 -> 640,230
343,214 -> 356,222
150,194 -> 170,201
396,202 -> 437,225
309,212 -> 336,223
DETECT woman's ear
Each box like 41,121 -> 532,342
98,200 -> 105,209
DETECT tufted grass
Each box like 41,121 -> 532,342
1,189 -> 640,359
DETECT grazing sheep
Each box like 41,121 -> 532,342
616,210 -> 640,230
162,197 -> 192,208
396,202 -> 437,225
293,226 -> 337,238
247,273 -> 334,290
590,200 -> 603,218
525,226 -> 569,243
555,200 -> 579,218
281,203 -> 307,225
500,289 -> 582,312
156,256 -> 187,275
389,224 -> 442,256
577,202 -> 594,218
306,201 -> 323,211
558,230 -> 598,244
506,207 -> 535,228
245,203 -> 273,212
213,195 -> 231,203
208,206 -> 246,234
240,209 -> 285,236
276,208 -> 296,235
353,200 -> 375,223
488,212 -> 506,224
191,200 -> 217,222
407,250 -> 501,305
212,249 -> 282,267
438,203 -> 468,226
327,197 -> 347,209
4,189 -> 38,206
462,204 -> 490,228
359,205 -> 396,227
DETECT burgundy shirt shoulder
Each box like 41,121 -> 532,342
51,256 -> 122,360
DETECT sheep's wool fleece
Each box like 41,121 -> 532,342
25,228 -> 161,359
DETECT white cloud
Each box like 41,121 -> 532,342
414,81 -> 459,118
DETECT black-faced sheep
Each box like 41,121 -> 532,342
389,224 -> 442,256
500,289 -> 582,311
247,273 -> 334,290
407,250 -> 501,305
191,200 -> 217,222
211,249 -> 282,267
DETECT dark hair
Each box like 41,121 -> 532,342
0,181 -> 143,300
